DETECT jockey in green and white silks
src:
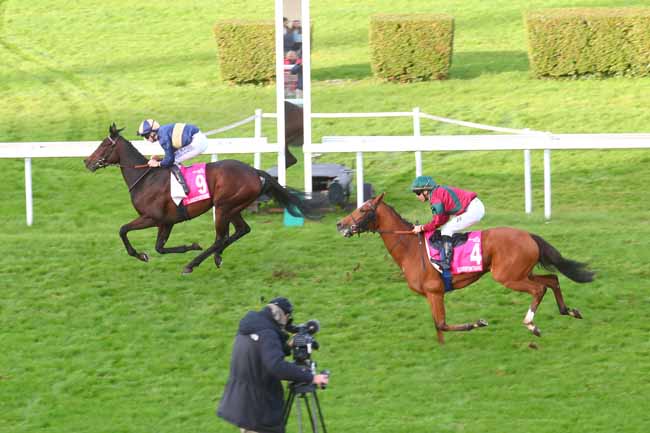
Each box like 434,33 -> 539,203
410,175 -> 485,289
137,119 -> 209,195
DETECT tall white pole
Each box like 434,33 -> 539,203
524,149 -> 532,213
212,153 -> 218,221
254,109 -> 262,169
544,149 -> 551,220
301,0 -> 313,197
356,151 -> 364,208
275,0 -> 286,186
25,157 -> 33,226
413,107 -> 422,177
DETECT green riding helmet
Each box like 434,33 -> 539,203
411,175 -> 437,193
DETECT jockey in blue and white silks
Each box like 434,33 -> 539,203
136,119 -> 209,195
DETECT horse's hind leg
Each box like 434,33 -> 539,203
213,213 -> 251,267
531,274 -> 582,319
182,207 -> 229,274
498,278 -> 547,337
425,292 -> 488,345
119,215 -> 157,262
154,224 -> 202,254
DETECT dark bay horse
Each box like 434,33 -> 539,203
336,193 -> 595,344
85,124 -> 316,274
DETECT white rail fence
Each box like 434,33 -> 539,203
2,108 -> 650,226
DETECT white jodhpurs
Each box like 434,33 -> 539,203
439,197 -> 485,236
174,132 -> 208,164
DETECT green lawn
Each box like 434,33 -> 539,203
2,1 -> 650,433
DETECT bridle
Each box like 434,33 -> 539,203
347,201 -> 428,269
91,135 -> 119,169
347,202 -> 379,235
347,201 -> 417,255
92,134 -> 152,191
348,202 -> 413,236
94,135 -> 150,170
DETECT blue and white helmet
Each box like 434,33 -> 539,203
137,119 -> 160,137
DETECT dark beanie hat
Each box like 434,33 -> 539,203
269,297 -> 293,315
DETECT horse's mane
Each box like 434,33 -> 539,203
381,201 -> 415,229
116,134 -> 147,164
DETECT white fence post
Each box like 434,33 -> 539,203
544,148 -> 551,220
254,109 -> 262,169
413,107 -> 422,177
524,149 -> 532,213
25,157 -> 33,226
356,151 -> 364,207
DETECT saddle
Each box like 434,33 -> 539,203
427,230 -> 470,252
424,230 -> 484,275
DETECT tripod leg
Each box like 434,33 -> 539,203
295,395 -> 304,433
303,394 -> 318,433
312,391 -> 327,433
283,388 -> 296,427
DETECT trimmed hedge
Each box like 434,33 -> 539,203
213,20 -> 275,84
526,8 -> 650,78
370,14 -> 454,82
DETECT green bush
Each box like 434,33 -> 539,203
213,20 -> 275,84
525,8 -> 650,78
369,14 -> 454,82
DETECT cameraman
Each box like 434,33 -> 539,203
217,297 -> 329,433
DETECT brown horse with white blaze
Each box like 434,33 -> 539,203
85,124 -> 318,274
336,193 -> 595,344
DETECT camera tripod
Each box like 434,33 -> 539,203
283,381 -> 327,433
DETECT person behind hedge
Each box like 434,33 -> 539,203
410,175 -> 485,288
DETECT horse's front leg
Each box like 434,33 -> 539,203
155,224 -> 202,254
425,292 -> 488,345
119,216 -> 158,262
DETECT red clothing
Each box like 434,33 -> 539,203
284,57 -> 302,65
422,185 -> 477,232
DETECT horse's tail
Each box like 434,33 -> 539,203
530,234 -> 595,283
256,169 -> 322,220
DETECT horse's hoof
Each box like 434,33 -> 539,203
569,308 -> 583,319
191,243 -> 202,251
214,255 -> 222,268
182,266 -> 193,275
476,319 -> 488,328
138,253 -> 149,262
526,323 -> 541,337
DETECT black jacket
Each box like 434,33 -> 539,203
217,308 -> 313,433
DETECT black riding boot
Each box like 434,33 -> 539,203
441,235 -> 453,271
171,164 -> 190,195
440,235 -> 453,291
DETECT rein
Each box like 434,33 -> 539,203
350,203 -> 416,254
128,167 -> 153,192
99,135 -> 153,191
374,229 -> 414,235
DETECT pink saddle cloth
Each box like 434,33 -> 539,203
424,230 -> 484,275
180,163 -> 211,205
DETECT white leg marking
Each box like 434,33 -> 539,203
524,308 -> 535,324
